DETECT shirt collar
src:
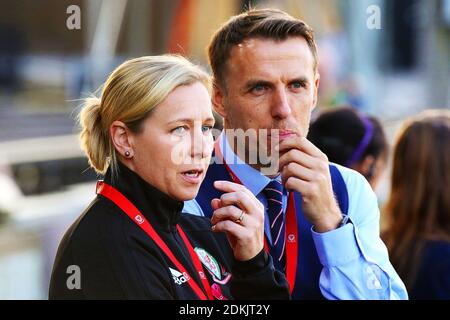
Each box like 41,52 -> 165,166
218,131 -> 280,196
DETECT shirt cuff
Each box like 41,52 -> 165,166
311,222 -> 362,267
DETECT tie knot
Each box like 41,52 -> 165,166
263,179 -> 283,202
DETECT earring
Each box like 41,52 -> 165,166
124,150 -> 131,158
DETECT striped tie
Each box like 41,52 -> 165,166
263,179 -> 286,270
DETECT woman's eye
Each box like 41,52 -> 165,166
172,126 -> 187,134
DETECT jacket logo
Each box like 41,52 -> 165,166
169,267 -> 190,285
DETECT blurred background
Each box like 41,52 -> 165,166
0,0 -> 448,299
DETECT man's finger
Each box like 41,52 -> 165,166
284,176 -> 310,194
279,137 -> 326,159
278,148 -> 317,170
281,162 -> 315,183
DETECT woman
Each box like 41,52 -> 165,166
49,55 -> 289,299
383,109 -> 450,299
308,106 -> 388,190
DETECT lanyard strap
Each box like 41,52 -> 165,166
215,139 -> 298,293
96,181 -> 214,300
176,225 -> 217,300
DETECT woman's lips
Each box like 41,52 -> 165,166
180,169 -> 204,184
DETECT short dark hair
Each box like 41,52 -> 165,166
307,107 -> 388,166
207,8 -> 318,89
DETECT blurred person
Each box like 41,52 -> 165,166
0,162 -> 23,222
184,8 -> 407,299
308,107 -> 389,190
383,109 -> 450,300
0,23 -> 24,93
49,55 -> 289,299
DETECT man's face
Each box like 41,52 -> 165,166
213,37 -> 319,167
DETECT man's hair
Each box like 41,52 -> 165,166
207,8 -> 318,89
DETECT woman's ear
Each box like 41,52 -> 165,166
110,120 -> 134,159
211,82 -> 227,118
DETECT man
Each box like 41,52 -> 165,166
184,8 -> 407,300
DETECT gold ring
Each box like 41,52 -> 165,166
235,210 -> 245,223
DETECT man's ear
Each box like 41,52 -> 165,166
311,73 -> 320,111
110,120 -> 134,158
211,82 -> 227,118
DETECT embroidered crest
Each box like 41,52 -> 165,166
194,248 -> 221,280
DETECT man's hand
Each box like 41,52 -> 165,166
278,137 -> 342,233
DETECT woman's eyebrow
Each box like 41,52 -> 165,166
167,117 -> 215,125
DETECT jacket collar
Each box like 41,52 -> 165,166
103,161 -> 184,232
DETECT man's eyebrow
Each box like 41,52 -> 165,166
203,117 -> 216,123
289,76 -> 309,84
243,80 -> 274,91
243,76 -> 311,91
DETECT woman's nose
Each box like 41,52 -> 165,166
190,128 -> 213,160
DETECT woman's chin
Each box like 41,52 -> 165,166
171,186 -> 201,202
172,172 -> 205,201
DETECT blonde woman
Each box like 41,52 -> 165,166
49,55 -> 289,300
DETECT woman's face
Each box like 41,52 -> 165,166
129,82 -> 215,201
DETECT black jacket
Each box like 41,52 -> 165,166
49,163 -> 289,299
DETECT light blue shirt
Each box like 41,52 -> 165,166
184,132 -> 408,300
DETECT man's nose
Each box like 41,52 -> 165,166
271,88 -> 292,119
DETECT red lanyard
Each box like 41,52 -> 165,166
96,181 -> 214,300
214,139 -> 298,293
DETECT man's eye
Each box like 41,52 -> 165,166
202,125 -> 213,133
251,84 -> 267,94
290,81 -> 305,90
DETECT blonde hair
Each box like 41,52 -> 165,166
78,55 -> 211,175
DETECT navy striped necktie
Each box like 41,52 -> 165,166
262,179 -> 286,270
